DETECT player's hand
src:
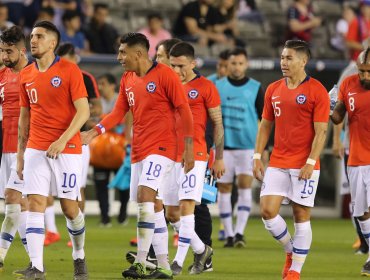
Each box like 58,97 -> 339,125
332,140 -> 344,159
81,129 -> 98,145
46,138 -> 67,159
16,155 -> 24,180
298,164 -> 314,180
182,149 -> 195,174
253,159 -> 265,181
212,159 -> 225,179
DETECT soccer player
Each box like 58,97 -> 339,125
216,47 -> 264,247
207,49 -> 229,83
253,40 -> 329,280
155,38 -> 181,65
331,47 -> 370,276
16,21 -> 89,279
81,33 -> 194,279
0,26 -> 30,270
164,42 -> 224,275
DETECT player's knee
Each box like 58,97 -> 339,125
61,204 -> 79,220
166,210 -> 179,223
260,207 -> 278,220
4,189 -> 22,204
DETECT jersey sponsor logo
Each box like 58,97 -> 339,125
188,89 -> 199,99
146,81 -> 156,93
51,76 -> 62,88
271,96 -> 280,100
296,94 -> 307,104
125,87 -> 132,92
26,82 -> 34,87
348,92 -> 357,96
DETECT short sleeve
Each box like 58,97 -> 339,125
313,84 -> 330,123
69,64 -> 88,102
262,85 -> 275,121
204,82 -> 221,109
338,80 -> 346,102
162,67 -> 188,108
182,2 -> 197,19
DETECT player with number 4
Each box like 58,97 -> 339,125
253,40 -> 329,280
331,48 -> 370,277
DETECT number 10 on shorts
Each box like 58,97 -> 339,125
62,172 -> 77,188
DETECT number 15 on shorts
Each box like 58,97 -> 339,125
301,179 -> 315,198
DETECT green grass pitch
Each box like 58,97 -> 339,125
0,216 -> 367,279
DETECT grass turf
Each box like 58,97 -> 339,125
0,216 -> 367,279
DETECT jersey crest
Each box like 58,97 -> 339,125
188,89 -> 199,99
146,81 -> 156,93
51,76 -> 62,88
296,94 -> 307,104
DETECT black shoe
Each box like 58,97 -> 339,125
234,233 -> 246,248
188,256 -> 213,273
23,266 -> 46,280
224,236 -> 234,247
362,260 -> 370,276
145,267 -> 173,279
122,263 -> 146,279
125,251 -> 157,271
13,262 -> 32,276
73,258 -> 88,280
189,245 -> 213,274
170,261 -> 182,275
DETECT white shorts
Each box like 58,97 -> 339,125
260,167 -> 320,207
163,161 -> 207,206
130,154 -> 174,202
23,148 -> 82,200
0,153 -> 24,198
347,166 -> 370,217
218,149 -> 254,183
81,145 -> 90,188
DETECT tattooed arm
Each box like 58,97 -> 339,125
17,107 -> 30,180
208,105 -> 225,178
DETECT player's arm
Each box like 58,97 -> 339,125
208,105 -> 225,179
253,118 -> 273,181
47,97 -> 90,159
298,121 -> 328,180
178,103 -> 195,173
331,101 -> 346,125
17,107 -> 30,180
124,111 -> 133,146
332,121 -> 344,158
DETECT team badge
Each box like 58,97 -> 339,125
188,89 -> 199,99
146,81 -> 156,93
296,94 -> 307,104
51,76 -> 62,88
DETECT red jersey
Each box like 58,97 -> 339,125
176,75 -> 221,162
0,67 -> 21,153
262,77 -> 329,169
346,17 -> 370,61
100,62 -> 188,163
338,74 -> 370,166
19,57 -> 88,154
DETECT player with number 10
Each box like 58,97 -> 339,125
253,40 -> 330,280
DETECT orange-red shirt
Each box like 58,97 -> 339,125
100,62 -> 188,163
346,17 -> 370,61
262,77 -> 329,169
0,67 -> 20,153
19,57 -> 88,154
338,74 -> 370,166
176,75 -> 221,162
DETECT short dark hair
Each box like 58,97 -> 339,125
219,49 -> 230,60
0,3 -> 7,9
62,10 -> 80,23
120,33 -> 150,51
228,47 -> 248,58
56,42 -> 75,57
169,42 -> 194,59
94,3 -> 108,12
147,12 -> 163,21
98,73 -> 116,85
284,40 -> 311,60
156,38 -> 181,56
33,21 -> 60,50
0,26 -> 25,46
